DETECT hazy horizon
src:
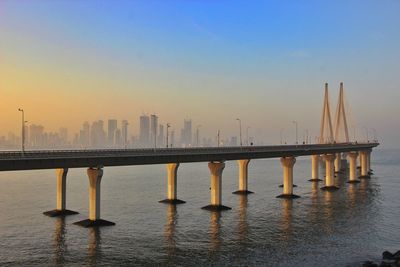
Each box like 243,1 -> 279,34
1,1 -> 399,148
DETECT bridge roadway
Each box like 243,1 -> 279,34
0,142 -> 378,171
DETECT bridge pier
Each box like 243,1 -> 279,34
367,150 -> 373,174
334,153 -> 342,173
159,163 -> 185,204
321,154 -> 339,190
309,155 -> 322,182
277,157 -> 299,199
347,152 -> 360,183
233,159 -> 253,194
74,167 -> 115,227
359,151 -> 370,178
44,168 -> 79,217
202,162 -> 231,211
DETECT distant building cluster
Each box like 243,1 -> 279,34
0,114 -> 251,150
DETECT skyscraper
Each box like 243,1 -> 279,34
150,114 -> 158,147
121,120 -> 128,148
90,120 -> 106,148
139,115 -> 150,147
59,127 -> 68,145
115,129 -> 122,147
180,119 -> 192,147
108,119 -> 118,146
80,121 -> 90,147
158,124 -> 164,147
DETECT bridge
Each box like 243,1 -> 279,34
0,142 -> 378,227
0,82 -> 379,227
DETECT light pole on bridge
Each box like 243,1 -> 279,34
196,125 -> 201,147
280,128 -> 285,145
246,126 -> 251,146
236,118 -> 242,147
292,120 -> 298,145
166,123 -> 171,148
363,127 -> 369,143
217,129 -> 220,147
18,108 -> 26,153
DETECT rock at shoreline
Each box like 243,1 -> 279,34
363,250 -> 400,267
362,260 -> 378,267
382,251 -> 394,260
394,250 -> 400,259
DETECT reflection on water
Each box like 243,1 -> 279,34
209,212 -> 221,253
87,227 -> 101,267
164,204 -> 177,258
0,150 -> 396,266
237,195 -> 248,243
322,191 -> 334,235
53,217 -> 66,266
280,199 -> 293,243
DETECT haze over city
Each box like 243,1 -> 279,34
1,0 -> 399,148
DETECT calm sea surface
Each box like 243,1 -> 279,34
0,149 -> 399,266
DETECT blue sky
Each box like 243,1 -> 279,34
1,0 -> 399,147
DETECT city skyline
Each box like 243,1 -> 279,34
1,1 -> 399,148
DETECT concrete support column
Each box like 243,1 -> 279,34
321,154 -> 339,190
43,168 -> 79,217
74,167 -> 115,227
334,153 -> 342,173
366,150 -> 372,174
88,168 -> 102,221
202,162 -> 231,211
277,157 -> 299,198
309,155 -> 322,182
57,168 -> 67,211
359,151 -> 370,178
347,152 -> 360,183
233,159 -> 253,194
159,163 -> 185,204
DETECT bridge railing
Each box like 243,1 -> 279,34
0,142 -> 378,160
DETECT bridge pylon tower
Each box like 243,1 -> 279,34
334,82 -> 350,143
319,83 -> 334,144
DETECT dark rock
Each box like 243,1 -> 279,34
383,251 -> 394,260
380,259 -> 396,267
74,219 -> 115,227
393,250 -> 400,259
362,261 -> 377,267
201,205 -> 231,211
159,199 -> 186,204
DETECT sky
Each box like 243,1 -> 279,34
1,0 -> 399,147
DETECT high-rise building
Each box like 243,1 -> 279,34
90,120 -> 106,148
121,120 -> 128,148
139,115 -> 150,147
180,119 -> 192,147
29,124 -> 45,147
158,124 -> 164,147
170,130 -> 175,148
108,119 -> 118,146
150,114 -> 158,147
80,121 -> 90,147
59,127 -> 68,145
115,129 -> 122,147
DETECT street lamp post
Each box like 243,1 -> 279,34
166,123 -> 171,148
196,125 -> 201,147
292,121 -> 298,145
372,128 -> 377,142
217,130 -> 220,147
236,118 -> 242,147
364,127 -> 369,142
246,126 -> 251,146
280,128 -> 285,145
18,108 -> 25,153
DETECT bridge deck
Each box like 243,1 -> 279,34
0,143 -> 378,171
